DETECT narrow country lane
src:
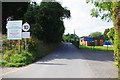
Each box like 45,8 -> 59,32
2,43 -> 118,78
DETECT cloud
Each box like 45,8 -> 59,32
60,0 -> 113,37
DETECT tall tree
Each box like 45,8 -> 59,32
24,2 -> 71,43
63,34 -> 79,43
89,31 -> 102,38
86,0 -> 120,78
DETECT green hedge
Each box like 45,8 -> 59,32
2,50 -> 34,67
1,35 -> 59,67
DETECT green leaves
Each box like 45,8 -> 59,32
90,8 -> 99,17
89,31 -> 102,38
107,27 -> 115,44
2,49 -> 34,67
87,1 -> 120,78
24,2 -> 71,43
87,1 -> 112,21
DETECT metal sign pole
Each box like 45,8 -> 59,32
22,22 -> 30,52
25,38 -> 28,52
107,44 -> 108,52
9,40 -> 10,50
19,40 -> 21,53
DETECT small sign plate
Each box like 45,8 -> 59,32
22,32 -> 30,38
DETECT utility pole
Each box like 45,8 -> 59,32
74,29 -> 76,45
74,29 -> 75,36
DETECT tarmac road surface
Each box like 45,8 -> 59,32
2,43 -> 118,78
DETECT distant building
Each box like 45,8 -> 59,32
103,41 -> 113,47
80,37 -> 104,46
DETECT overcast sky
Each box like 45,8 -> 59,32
35,0 -> 113,37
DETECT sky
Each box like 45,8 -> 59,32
35,0 -> 113,37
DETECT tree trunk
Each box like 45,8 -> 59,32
112,3 -> 120,78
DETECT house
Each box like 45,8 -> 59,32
80,37 -> 104,46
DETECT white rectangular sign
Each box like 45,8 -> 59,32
22,32 -> 30,38
7,29 -> 22,40
6,20 -> 22,29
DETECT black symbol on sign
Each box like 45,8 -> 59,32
24,25 -> 29,29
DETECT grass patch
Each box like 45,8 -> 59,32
79,45 -> 113,52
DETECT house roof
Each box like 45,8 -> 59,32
84,37 -> 93,41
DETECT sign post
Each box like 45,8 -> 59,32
22,22 -> 30,52
6,20 -> 22,40
6,21 -> 31,53
6,20 -> 22,53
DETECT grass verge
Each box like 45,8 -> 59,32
79,45 -> 113,52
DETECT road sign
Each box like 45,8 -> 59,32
7,29 -> 22,40
22,22 -> 30,32
22,32 -> 30,38
6,20 -> 22,40
6,20 -> 22,29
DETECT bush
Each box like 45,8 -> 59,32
10,51 -> 34,65
2,49 -> 34,67
2,35 -> 59,67
28,38 -> 59,61
0,60 -> 7,67
5,63 -> 26,67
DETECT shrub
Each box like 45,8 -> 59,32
2,35 -> 59,67
2,49 -> 34,67
9,51 -> 34,65
0,60 -> 7,67
5,63 -> 26,67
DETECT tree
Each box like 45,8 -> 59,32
24,2 -> 71,43
2,2 -> 29,34
103,28 -> 110,40
63,34 -> 71,42
107,27 -> 115,44
86,0 -> 120,78
89,31 -> 102,38
63,34 -> 79,43
63,33 -> 79,47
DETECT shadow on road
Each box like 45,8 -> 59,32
35,62 -> 67,65
36,43 -> 114,63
